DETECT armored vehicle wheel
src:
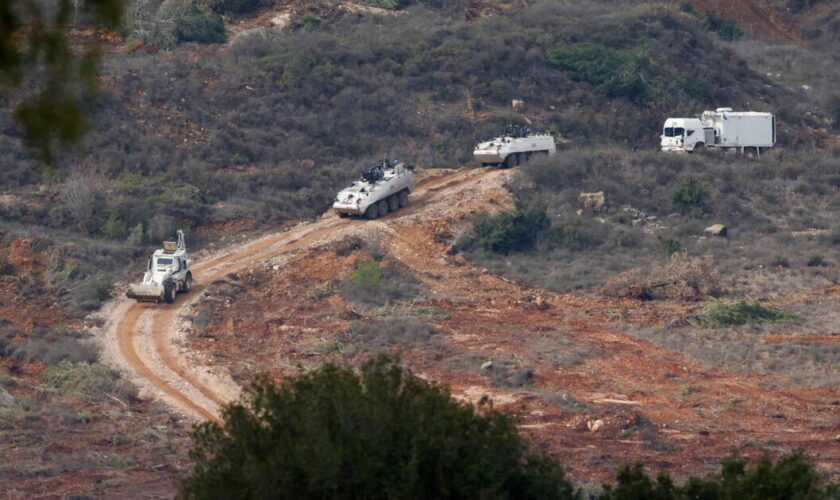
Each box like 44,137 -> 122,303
398,190 -> 409,207
164,284 -> 176,303
182,273 -> 192,293
365,204 -> 379,219
377,199 -> 389,216
338,212 -> 350,218
502,155 -> 514,169
388,194 -> 399,212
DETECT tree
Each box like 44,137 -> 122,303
0,0 -> 122,162
182,357 -> 578,499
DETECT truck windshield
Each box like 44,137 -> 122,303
663,127 -> 685,137
156,258 -> 173,266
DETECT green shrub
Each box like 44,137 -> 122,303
702,300 -> 797,327
473,204 -> 550,254
176,6 -> 226,44
182,357 -> 577,499
341,260 -> 424,305
547,42 -> 653,104
703,10 -> 743,41
349,259 -> 383,290
672,177 -> 709,215
103,211 -> 127,240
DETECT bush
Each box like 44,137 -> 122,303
341,259 -> 424,305
702,300 -> 797,327
672,177 -> 709,215
203,0 -> 264,14
182,358 -> 577,499
703,10 -> 742,41
175,7 -> 226,44
547,42 -> 653,104
602,452 -> 832,499
347,316 -> 439,350
41,361 -> 136,400
473,204 -> 550,254
349,258 -> 383,290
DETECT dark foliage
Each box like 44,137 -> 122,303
471,203 -> 550,254
175,7 -> 226,44
601,452 -> 833,499
182,357 -> 578,499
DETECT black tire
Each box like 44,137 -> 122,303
388,194 -> 399,212
516,153 -> 522,166
365,204 -> 379,219
377,199 -> 389,216
398,190 -> 409,207
338,212 -> 350,218
692,143 -> 705,154
502,155 -> 514,169
164,285 -> 176,303
182,273 -> 192,293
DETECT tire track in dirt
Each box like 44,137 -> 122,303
108,167 -> 500,421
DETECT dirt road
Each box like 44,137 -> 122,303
100,167 -> 503,422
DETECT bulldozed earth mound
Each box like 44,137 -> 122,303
101,166 -> 840,485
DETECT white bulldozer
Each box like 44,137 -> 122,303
126,230 -> 193,303
473,124 -> 556,168
333,159 -> 416,219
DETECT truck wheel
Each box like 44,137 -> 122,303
164,285 -> 176,303
692,143 -> 705,154
388,194 -> 399,212
183,273 -> 192,293
377,199 -> 389,216
365,204 -> 379,219
398,190 -> 409,207
502,156 -> 513,169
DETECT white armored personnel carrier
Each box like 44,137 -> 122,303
333,160 -> 416,219
126,230 -> 193,303
473,124 -> 556,168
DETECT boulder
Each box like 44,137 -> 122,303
705,224 -> 728,237
511,99 -> 525,111
579,191 -> 605,211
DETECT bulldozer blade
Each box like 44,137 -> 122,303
126,284 -> 165,303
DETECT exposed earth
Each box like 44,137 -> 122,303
99,166 -> 840,485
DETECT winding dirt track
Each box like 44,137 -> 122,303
108,167 -> 499,422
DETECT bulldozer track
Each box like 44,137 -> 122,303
109,167 -> 501,421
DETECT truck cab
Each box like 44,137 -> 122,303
660,118 -> 705,152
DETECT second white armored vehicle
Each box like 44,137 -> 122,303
333,160 -> 416,219
126,230 -> 193,303
473,124 -> 556,168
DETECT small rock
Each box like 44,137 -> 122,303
512,99 -> 525,111
705,224 -> 727,237
0,387 -> 16,408
481,360 -> 493,371
587,419 -> 604,432
699,430 -> 710,436
834,435 -> 840,442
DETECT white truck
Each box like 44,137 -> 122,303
126,230 -> 193,303
333,160 -> 416,219
473,124 -> 556,168
661,108 -> 776,154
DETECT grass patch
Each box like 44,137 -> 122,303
702,300 -> 797,327
41,361 -> 137,401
